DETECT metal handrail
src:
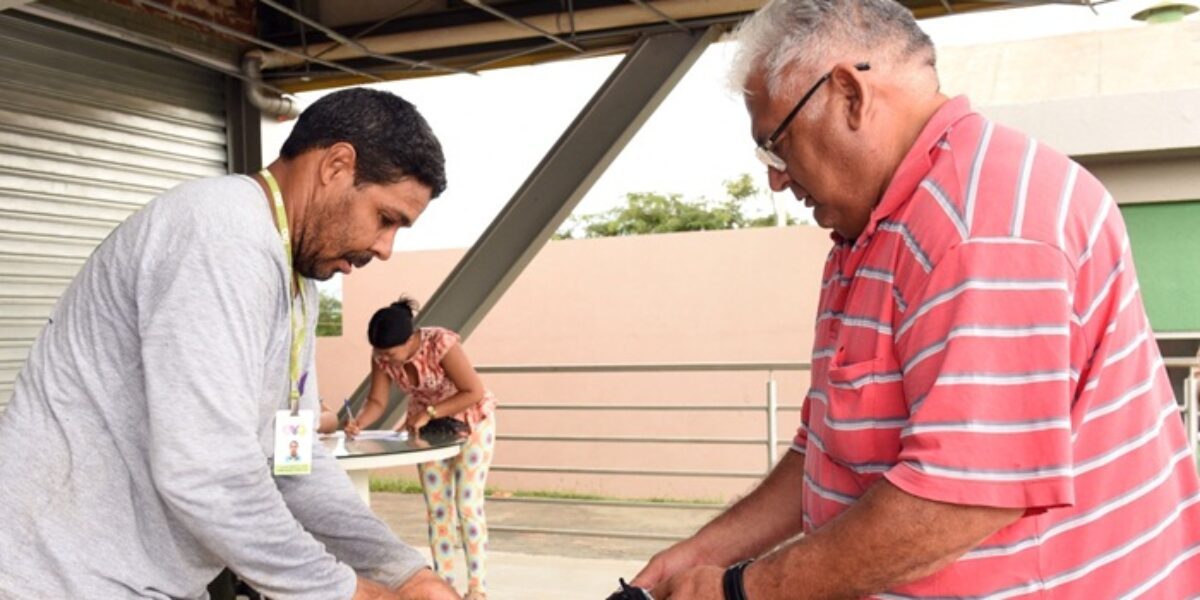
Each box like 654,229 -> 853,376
497,433 -> 794,445
488,496 -> 724,510
1164,356 -> 1200,458
487,524 -> 688,542
499,403 -> 802,411
491,464 -> 764,479
478,356 -> 1200,544
478,360 -> 808,541
478,361 -> 811,374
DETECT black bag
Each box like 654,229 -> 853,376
605,578 -> 652,600
419,416 -> 469,438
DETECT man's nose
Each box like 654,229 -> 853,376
372,228 -> 396,261
767,166 -> 791,192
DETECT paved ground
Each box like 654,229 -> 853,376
371,492 -> 724,599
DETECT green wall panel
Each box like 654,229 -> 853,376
1120,201 -> 1200,333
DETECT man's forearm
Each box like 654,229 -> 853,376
278,450 -> 429,590
743,479 -> 1022,599
690,451 -> 808,566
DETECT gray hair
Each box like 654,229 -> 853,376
730,0 -> 935,96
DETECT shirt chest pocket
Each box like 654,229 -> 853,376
816,355 -> 907,471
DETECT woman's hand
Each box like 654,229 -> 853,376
407,410 -> 431,434
390,413 -> 410,433
344,416 -> 362,439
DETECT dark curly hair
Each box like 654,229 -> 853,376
280,88 -> 446,197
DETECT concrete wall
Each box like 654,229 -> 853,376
317,225 -> 831,501
938,21 -> 1200,205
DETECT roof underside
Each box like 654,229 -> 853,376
256,0 -> 1103,92
10,0 -> 1112,93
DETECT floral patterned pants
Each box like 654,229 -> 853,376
417,414 -> 495,595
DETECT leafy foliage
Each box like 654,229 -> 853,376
554,174 -> 799,240
317,290 -> 343,337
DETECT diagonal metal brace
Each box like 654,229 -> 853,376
349,27 -> 721,423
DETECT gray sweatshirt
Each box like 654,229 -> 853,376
0,175 -> 427,599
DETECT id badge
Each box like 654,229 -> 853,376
273,409 -> 314,476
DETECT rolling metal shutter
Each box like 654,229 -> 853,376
0,13 -> 228,411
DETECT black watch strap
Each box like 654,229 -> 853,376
722,559 -> 754,600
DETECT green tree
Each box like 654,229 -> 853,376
554,174 -> 798,240
317,291 -> 343,337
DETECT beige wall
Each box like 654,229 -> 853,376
937,21 -> 1200,205
316,225 -> 831,500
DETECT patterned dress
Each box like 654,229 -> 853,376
376,327 -> 497,595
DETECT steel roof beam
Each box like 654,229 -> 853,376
462,0 -> 584,53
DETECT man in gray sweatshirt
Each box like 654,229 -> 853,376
0,88 -> 457,599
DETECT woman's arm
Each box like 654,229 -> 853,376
317,400 -> 339,434
408,343 -> 486,431
347,360 -> 395,437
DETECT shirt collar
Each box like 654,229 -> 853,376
844,95 -> 975,246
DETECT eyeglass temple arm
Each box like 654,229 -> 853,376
765,61 -> 872,147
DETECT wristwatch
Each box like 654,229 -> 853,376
723,559 -> 755,600
425,405 -> 438,419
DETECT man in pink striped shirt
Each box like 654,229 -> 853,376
631,1 -> 1200,598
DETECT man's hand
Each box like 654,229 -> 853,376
353,570 -> 459,600
650,565 -> 723,600
352,576 -> 396,600
395,568 -> 460,599
631,539 -> 711,590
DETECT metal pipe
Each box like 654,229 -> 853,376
310,0 -> 426,61
10,3 -> 288,95
628,0 -> 689,32
464,41 -> 559,71
1189,369 -> 1199,461
499,434 -> 769,445
498,403 -> 802,411
315,13 -> 736,81
257,0 -> 470,76
490,496 -> 723,510
128,0 -> 384,82
767,374 -> 779,469
461,0 -> 584,53
253,0 -> 1053,73
488,524 -> 687,542
477,361 -> 811,373
241,51 -> 300,120
491,465 -> 763,478
258,0 -> 763,69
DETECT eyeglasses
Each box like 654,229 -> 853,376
755,62 -> 871,172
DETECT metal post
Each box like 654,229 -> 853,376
1188,368 -> 1199,465
767,373 -> 778,470
224,76 -> 262,174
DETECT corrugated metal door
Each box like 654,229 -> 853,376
0,14 -> 229,410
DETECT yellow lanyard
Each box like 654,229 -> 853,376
260,169 -> 307,415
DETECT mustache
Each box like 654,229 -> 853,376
345,252 -> 373,268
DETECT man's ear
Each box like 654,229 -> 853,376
318,141 -> 358,187
830,62 -> 869,131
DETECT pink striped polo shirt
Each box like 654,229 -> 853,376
796,96 -> 1200,598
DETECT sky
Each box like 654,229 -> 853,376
258,0 -> 1182,295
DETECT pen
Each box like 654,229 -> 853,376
342,398 -> 357,427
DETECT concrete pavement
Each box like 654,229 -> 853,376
372,492 -> 724,599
